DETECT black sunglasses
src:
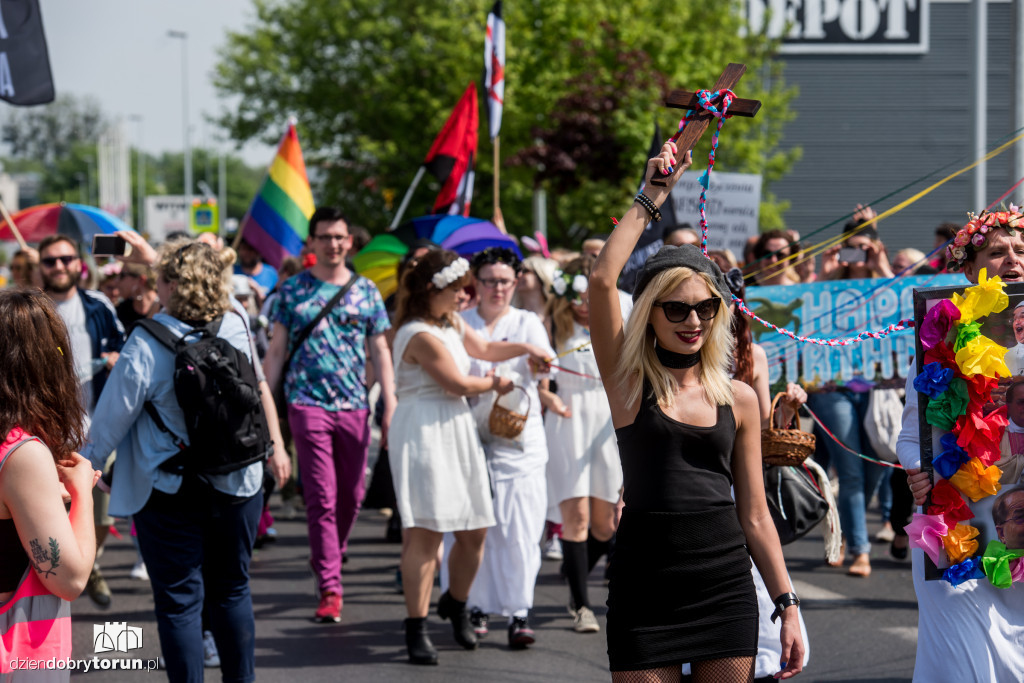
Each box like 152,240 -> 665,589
654,297 -> 721,323
40,255 -> 78,268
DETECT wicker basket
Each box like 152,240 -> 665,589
489,386 -> 531,439
762,392 -> 815,467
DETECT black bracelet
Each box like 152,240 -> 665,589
770,592 -> 800,623
634,192 -> 662,223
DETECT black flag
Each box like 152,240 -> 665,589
0,0 -> 54,106
619,121 -> 681,293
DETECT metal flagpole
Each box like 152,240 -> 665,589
389,166 -> 426,229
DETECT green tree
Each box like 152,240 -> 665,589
222,1 -> 799,242
146,149 -> 264,223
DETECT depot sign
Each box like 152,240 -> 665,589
743,0 -> 928,54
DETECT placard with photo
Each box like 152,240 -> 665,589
914,281 -> 1024,582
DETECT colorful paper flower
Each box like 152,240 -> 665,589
927,479 -> 975,527
924,341 -> 957,370
965,373 -> 998,408
905,513 -> 949,565
948,457 -> 1003,502
943,557 -> 986,586
919,299 -> 961,351
914,362 -> 956,400
952,268 -> 1009,323
924,377 -> 969,431
955,404 -> 1007,467
933,434 -> 972,480
981,540 -> 1024,589
953,321 -> 982,353
1011,558 -> 1024,584
955,335 -> 1011,379
942,523 -> 980,564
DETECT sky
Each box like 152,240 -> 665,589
36,0 -> 276,166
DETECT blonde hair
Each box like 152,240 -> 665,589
157,240 -> 236,322
544,254 -> 593,351
618,267 -> 734,409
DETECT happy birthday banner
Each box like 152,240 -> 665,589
751,275 -> 965,387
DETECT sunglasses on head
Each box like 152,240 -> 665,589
654,296 -> 721,323
40,255 -> 78,268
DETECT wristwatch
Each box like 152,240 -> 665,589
770,592 -> 800,623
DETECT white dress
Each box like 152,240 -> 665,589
545,321 -> 622,518
388,320 -> 496,532
897,363 -> 1024,682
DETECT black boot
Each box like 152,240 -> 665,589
404,617 -> 438,665
437,590 -> 478,650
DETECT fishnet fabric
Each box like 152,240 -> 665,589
611,665 -> 681,683
692,656 -> 755,683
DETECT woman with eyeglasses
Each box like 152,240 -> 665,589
541,253 -> 622,635
437,247 -> 556,649
589,143 -> 803,682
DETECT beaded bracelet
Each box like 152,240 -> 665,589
634,192 -> 662,223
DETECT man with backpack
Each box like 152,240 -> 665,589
264,207 -> 396,624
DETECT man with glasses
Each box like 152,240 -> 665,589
264,206 -> 396,624
38,234 -> 126,608
993,487 -> 1024,551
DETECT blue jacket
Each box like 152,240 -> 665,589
78,288 -> 126,405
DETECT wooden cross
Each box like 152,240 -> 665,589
649,62 -> 761,187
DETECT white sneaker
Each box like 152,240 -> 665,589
571,606 -> 600,633
202,631 -> 220,668
542,536 -> 563,561
130,560 -> 149,581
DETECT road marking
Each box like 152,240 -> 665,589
791,579 -> 849,602
880,626 -> 919,643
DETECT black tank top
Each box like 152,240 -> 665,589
0,517 -> 27,592
615,382 -> 737,513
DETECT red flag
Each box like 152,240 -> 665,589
424,82 -> 479,216
483,1 -> 505,139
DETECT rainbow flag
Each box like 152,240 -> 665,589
238,123 -> 315,268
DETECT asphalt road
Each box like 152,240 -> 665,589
67,492 -> 918,682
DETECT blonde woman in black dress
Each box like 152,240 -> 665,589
589,143 -> 804,682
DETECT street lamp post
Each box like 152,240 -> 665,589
128,114 -> 145,234
168,30 -> 192,210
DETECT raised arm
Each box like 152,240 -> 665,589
590,143 -> 691,417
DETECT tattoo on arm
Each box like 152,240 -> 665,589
29,537 -> 61,577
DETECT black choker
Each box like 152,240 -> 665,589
655,343 -> 701,369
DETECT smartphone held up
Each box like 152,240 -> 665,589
92,234 -> 132,257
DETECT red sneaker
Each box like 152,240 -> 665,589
314,591 -> 341,623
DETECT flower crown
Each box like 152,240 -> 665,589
431,257 -> 470,289
946,206 -> 1024,271
550,269 -> 589,302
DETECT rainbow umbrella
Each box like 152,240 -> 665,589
0,202 -> 134,245
352,234 -> 409,299
393,215 -> 521,258
356,216 -> 521,298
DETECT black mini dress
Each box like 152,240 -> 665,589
606,383 -> 757,672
